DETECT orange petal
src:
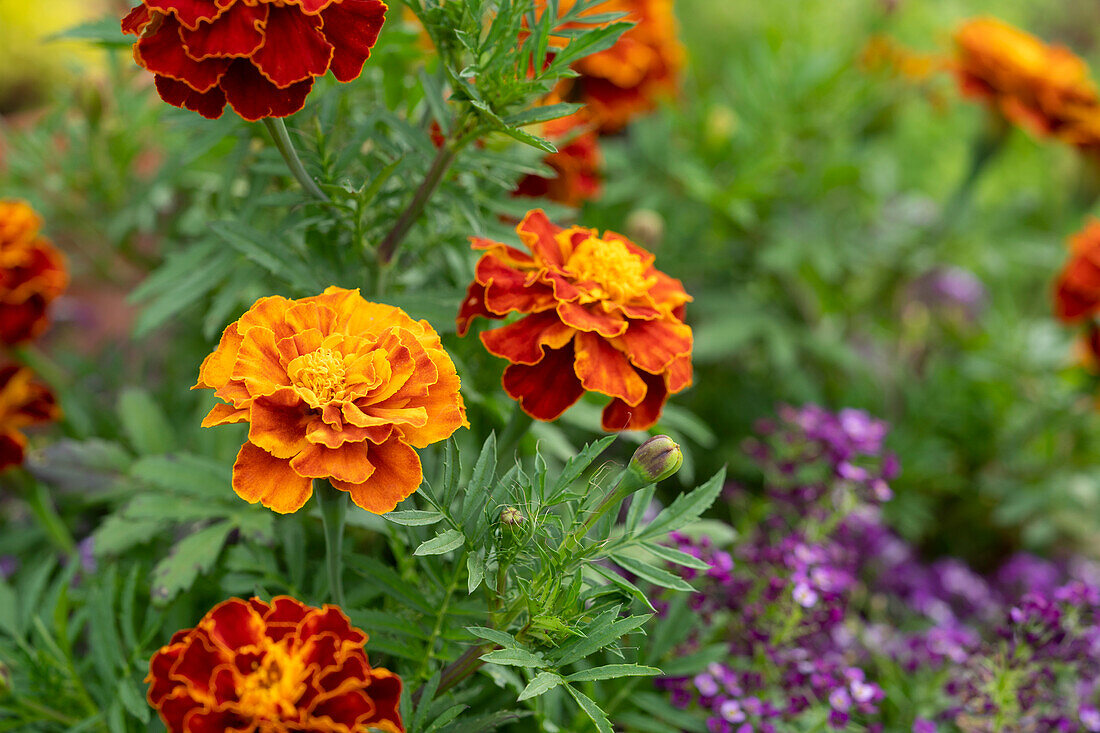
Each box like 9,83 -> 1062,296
666,353 -> 693,394
233,326 -> 292,397
556,301 -> 627,338
396,349 -> 468,448
248,390 -> 310,459
573,331 -> 647,406
307,416 -> 393,448
613,317 -> 692,374
232,442 -> 314,514
516,209 -> 567,267
601,370 -> 668,431
457,280 -> 495,336
501,343 -> 585,422
194,322 -> 242,390
477,254 -> 556,316
290,441 -> 375,485
276,328 -> 326,364
335,439 -> 422,514
201,401 -> 248,428
283,301 -> 337,337
480,311 -> 575,366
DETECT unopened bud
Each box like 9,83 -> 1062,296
625,209 -> 665,250
500,507 -> 525,527
629,435 -> 683,484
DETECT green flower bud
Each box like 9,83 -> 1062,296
629,435 -> 683,484
500,507 -> 525,527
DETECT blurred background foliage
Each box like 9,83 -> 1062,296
4,0 -> 1100,578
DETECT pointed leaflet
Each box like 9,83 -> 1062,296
518,672 -> 564,701
638,468 -> 726,541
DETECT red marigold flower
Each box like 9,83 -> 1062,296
195,287 -> 467,514
121,0 -> 388,121
1055,218 -> 1100,322
147,596 -> 403,733
457,209 -> 692,431
0,363 -> 61,471
954,18 -> 1100,154
514,110 -> 603,207
538,0 -> 684,133
0,200 -> 68,345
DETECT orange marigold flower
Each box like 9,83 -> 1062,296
457,210 -> 692,431
121,0 -> 388,121
954,17 -> 1100,153
0,363 -> 60,471
539,0 -> 684,133
1055,218 -> 1100,323
514,111 -> 603,207
147,596 -> 403,733
0,200 -> 67,345
196,287 -> 467,514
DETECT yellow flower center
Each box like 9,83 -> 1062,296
565,236 -> 656,303
236,641 -> 305,720
289,347 -> 348,408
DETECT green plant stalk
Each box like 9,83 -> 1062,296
560,468 -> 651,561
376,141 -> 458,265
315,479 -> 348,607
263,117 -> 330,203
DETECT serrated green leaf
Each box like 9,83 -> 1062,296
346,556 -> 435,615
564,685 -> 613,733
414,529 -> 466,556
481,647 -> 547,668
385,510 -> 446,527
553,612 -> 651,667
611,554 -> 695,592
151,522 -> 233,606
467,626 -> 517,648
639,469 -> 726,541
551,435 -> 617,498
467,550 -> 486,593
117,677 -> 151,722
589,563 -> 657,613
643,542 -> 712,571
423,704 -> 468,733
92,514 -> 167,556
565,664 -> 661,683
129,453 -> 229,497
518,671 -> 564,701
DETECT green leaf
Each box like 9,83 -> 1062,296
466,626 -> 518,648
116,677 -> 151,723
551,435 -> 617,498
423,704 -> 468,733
92,514 -> 167,555
589,563 -> 656,613
517,672 -> 564,701
117,388 -> 175,455
414,529 -> 466,556
151,522 -> 234,605
564,685 -> 614,733
130,453 -> 230,497
467,550 -> 486,593
639,469 -> 726,541
553,612 -> 651,667
481,647 -> 547,668
643,542 -> 713,571
346,556 -> 435,616
384,510 -> 446,527
611,554 -> 695,592
565,664 -> 662,683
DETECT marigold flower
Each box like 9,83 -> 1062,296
954,18 -> 1100,154
147,596 -> 403,733
196,287 -> 467,514
514,111 -> 603,207
1055,218 -> 1100,323
0,200 -> 67,345
538,0 -> 683,133
457,210 -> 692,431
121,0 -> 388,121
0,363 -> 60,471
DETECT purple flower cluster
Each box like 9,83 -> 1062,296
657,404 -> 1100,732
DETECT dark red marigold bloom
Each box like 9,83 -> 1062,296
457,210 -> 692,431
0,364 -> 61,471
514,111 -> 603,207
121,0 -> 388,121
1055,218 -> 1100,323
0,200 -> 67,345
147,596 -> 403,732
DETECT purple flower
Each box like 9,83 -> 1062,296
912,719 -> 936,733
0,556 -> 16,581
1081,706 -> 1100,732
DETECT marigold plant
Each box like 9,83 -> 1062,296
0,364 -> 60,471
514,111 -> 602,206
1054,218 -> 1100,323
0,200 -> 67,345
457,209 -> 692,431
146,596 -> 402,732
120,0 -> 388,121
954,17 -> 1100,154
196,287 -> 467,514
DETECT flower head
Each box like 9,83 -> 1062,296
1055,218 -> 1100,322
121,0 -> 388,121
196,287 -> 467,514
147,596 -> 403,732
457,210 -> 692,431
538,0 -> 683,132
0,363 -> 60,471
514,110 -> 603,207
0,200 -> 67,345
953,18 -> 1100,153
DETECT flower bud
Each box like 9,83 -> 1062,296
500,507 -> 525,528
629,435 -> 683,484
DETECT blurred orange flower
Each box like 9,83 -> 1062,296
121,0 -> 387,121
457,210 -> 692,431
514,111 -> 603,207
147,596 -> 403,733
1055,218 -> 1100,323
196,287 -> 467,514
954,17 -> 1100,153
0,200 -> 67,345
538,0 -> 684,133
0,364 -> 60,471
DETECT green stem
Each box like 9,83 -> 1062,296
417,562 -> 462,680
10,470 -> 75,554
315,479 -> 348,607
377,114 -> 472,265
560,468 -> 650,561
263,117 -> 330,203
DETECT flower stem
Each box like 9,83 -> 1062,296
377,141 -> 457,265
315,479 -> 347,607
263,117 -> 330,203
